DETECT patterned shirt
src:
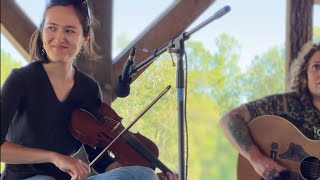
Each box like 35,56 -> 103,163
246,92 -> 320,140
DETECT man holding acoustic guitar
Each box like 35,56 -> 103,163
220,42 -> 320,180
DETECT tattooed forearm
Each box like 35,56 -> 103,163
227,114 -> 253,152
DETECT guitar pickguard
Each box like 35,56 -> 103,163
279,143 -> 309,161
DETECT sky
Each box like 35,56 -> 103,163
1,0 -> 320,68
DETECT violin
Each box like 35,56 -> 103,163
69,102 -> 172,173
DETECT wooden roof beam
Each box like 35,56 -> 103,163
1,0 -> 36,62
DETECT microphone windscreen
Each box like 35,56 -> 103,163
114,76 -> 131,98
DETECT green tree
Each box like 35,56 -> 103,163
241,46 -> 286,101
186,33 -> 244,113
1,50 -> 23,86
112,54 -> 179,170
185,34 -> 243,179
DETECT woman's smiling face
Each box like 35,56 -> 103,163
42,5 -> 88,63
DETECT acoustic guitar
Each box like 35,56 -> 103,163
237,115 -> 320,180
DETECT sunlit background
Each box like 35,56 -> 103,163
1,0 -> 320,179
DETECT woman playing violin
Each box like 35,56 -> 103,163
0,0 -> 178,179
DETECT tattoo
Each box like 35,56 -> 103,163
227,114 -> 253,152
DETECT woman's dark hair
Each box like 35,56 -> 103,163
29,0 -> 100,63
291,42 -> 320,107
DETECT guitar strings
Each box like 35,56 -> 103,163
280,161 -> 320,178
283,160 -> 319,167
285,167 -> 320,178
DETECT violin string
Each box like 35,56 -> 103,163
126,134 -> 171,172
98,115 -> 124,131
109,122 -> 161,160
104,116 -> 120,125
101,116 -> 155,159
118,129 -> 169,171
124,132 -> 162,162
100,117 -> 118,129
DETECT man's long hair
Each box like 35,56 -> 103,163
290,42 -> 320,108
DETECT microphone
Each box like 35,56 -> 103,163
114,47 -> 136,98
213,5 -> 231,19
186,5 -> 231,37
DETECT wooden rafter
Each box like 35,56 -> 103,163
1,0 -> 36,61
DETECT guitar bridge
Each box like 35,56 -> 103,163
270,142 -> 279,160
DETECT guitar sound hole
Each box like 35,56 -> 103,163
300,156 -> 320,180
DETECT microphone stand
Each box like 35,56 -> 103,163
128,6 -> 230,180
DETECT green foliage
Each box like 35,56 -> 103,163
1,50 -> 23,86
186,33 -> 244,113
112,54 -> 179,170
184,34 -> 243,179
112,32 -> 285,179
241,46 -> 286,101
115,32 -> 132,54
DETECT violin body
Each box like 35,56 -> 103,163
69,103 -> 170,172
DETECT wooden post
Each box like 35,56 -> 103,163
75,0 -> 113,105
285,0 -> 313,90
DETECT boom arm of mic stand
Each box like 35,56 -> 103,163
129,5 -> 231,76
130,44 -> 169,75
